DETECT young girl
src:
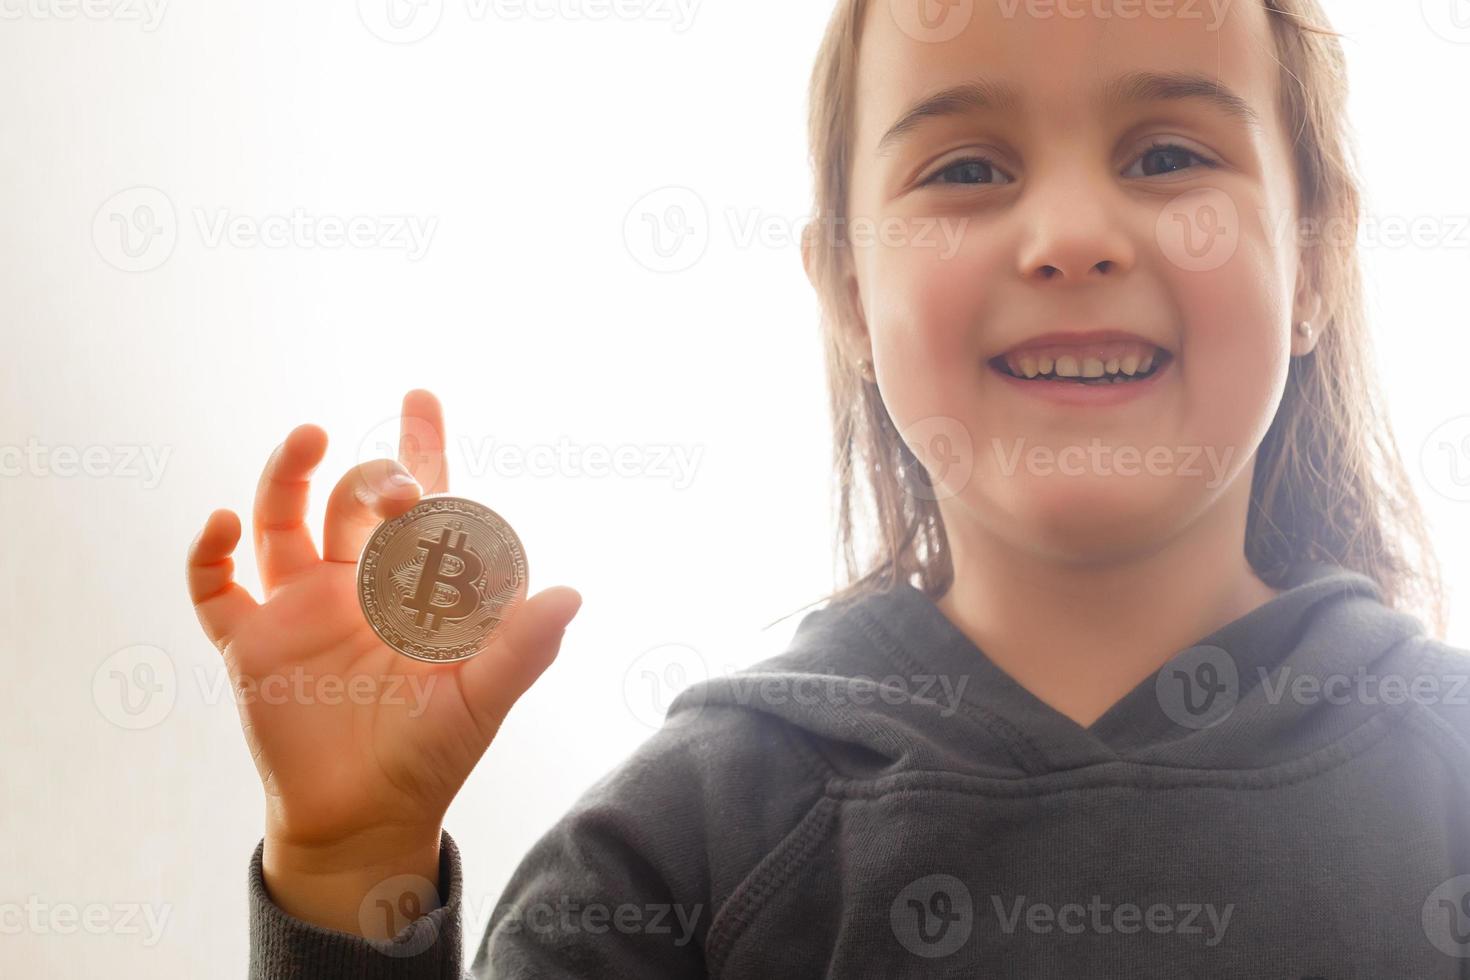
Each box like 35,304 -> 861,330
187,0 -> 1470,975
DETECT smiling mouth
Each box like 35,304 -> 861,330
988,346 -> 1173,385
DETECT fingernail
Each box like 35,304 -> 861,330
379,466 -> 419,495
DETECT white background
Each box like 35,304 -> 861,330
2,1 -> 1468,975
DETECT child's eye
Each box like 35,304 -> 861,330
1124,141 -> 1219,178
920,141 -> 1217,188
922,157 -> 1015,187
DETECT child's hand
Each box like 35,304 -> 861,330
185,389 -> 581,930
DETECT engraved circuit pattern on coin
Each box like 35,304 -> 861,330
357,495 -> 528,663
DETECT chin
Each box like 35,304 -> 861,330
981,475 -> 1195,559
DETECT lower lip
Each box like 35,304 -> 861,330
989,354 -> 1173,406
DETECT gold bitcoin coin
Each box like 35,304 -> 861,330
356,495 -> 528,663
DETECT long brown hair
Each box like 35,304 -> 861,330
795,0 -> 1447,638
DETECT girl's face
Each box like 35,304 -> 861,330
832,2 -> 1321,562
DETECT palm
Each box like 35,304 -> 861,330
187,389 -> 581,847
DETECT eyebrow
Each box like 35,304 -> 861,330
875,69 -> 1263,155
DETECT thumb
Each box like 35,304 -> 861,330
458,586 -> 582,734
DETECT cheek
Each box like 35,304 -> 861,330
871,243 -> 985,354
864,240 -> 1002,417
1174,238 -> 1294,442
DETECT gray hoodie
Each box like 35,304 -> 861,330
248,559 -> 1470,977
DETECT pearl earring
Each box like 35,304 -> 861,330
857,357 -> 873,380
1296,320 -> 1312,339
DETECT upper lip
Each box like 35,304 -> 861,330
992,328 -> 1171,359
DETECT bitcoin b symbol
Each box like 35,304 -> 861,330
358,495 -> 528,662
401,525 -> 484,631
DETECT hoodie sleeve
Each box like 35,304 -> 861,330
247,829 -> 465,979
246,703 -> 831,979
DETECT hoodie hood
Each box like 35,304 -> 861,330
670,560 -> 1432,779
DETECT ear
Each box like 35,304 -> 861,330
1292,285 -> 1324,356
1290,237 -> 1327,355
839,268 -> 875,368
800,220 -> 819,291
802,220 -> 875,368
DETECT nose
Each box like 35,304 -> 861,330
1015,169 -> 1136,283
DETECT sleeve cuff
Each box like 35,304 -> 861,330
248,828 -> 465,979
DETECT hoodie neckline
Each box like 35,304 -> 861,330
846,560 -> 1396,772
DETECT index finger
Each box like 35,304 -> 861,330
187,508 -> 259,653
400,388 -> 449,494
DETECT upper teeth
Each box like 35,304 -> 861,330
1004,342 -> 1160,379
